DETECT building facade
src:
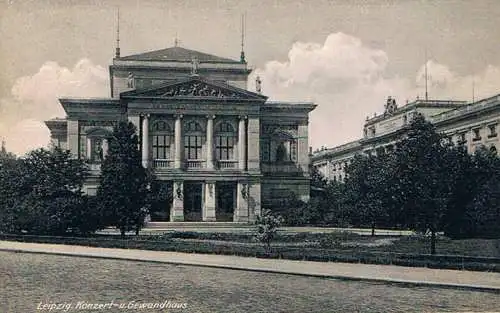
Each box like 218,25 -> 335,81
45,47 -> 316,223
312,94 -> 500,182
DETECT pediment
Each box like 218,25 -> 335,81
121,77 -> 267,101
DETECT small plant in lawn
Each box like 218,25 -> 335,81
254,209 -> 284,252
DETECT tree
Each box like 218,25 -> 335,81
0,147 -> 89,235
393,114 -> 453,254
97,121 -> 151,236
344,153 -> 392,235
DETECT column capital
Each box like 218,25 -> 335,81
140,113 -> 151,118
238,115 -> 248,120
206,114 -> 216,120
174,114 -> 184,119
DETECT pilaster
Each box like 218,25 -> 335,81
248,182 -> 261,222
298,123 -> 309,173
235,181 -> 249,222
247,116 -> 260,171
202,181 -> 216,221
171,181 -> 184,221
67,120 -> 79,158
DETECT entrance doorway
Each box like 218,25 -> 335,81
184,181 -> 203,221
216,182 -> 236,222
149,181 -> 173,222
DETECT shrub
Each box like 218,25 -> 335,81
254,209 -> 284,251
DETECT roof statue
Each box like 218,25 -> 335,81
255,76 -> 262,93
384,96 -> 397,115
191,57 -> 200,76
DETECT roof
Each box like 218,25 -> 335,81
117,46 -> 241,63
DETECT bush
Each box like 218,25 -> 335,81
254,209 -> 284,251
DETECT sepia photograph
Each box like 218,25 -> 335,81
0,0 -> 499,312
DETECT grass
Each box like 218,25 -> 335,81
1,232 -> 499,272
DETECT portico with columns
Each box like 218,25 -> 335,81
45,46 -> 315,223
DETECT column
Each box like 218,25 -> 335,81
86,137 -> 92,160
206,115 -> 214,169
238,116 -> 247,171
141,114 -> 149,168
102,139 -> 109,158
170,181 -> 184,221
174,114 -> 183,169
202,181 -> 216,221
235,181 -> 249,222
247,117 -> 260,171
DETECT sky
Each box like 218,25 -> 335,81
1,0 -> 500,155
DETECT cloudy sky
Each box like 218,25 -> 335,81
1,0 -> 500,155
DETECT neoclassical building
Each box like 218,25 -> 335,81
312,94 -> 500,182
45,46 -> 315,222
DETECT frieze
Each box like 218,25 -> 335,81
262,124 -> 298,135
79,121 -> 117,127
150,81 -> 242,98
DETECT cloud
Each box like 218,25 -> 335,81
0,59 -> 109,156
250,32 -> 500,149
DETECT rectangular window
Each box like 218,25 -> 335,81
290,140 -> 297,162
90,138 -> 103,162
488,124 -> 498,138
216,136 -> 235,160
261,139 -> 270,162
184,135 -> 202,159
153,135 -> 171,159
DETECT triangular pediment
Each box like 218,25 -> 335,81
121,77 -> 267,101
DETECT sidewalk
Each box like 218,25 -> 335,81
1,240 -> 498,292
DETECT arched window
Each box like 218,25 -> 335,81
151,120 -> 173,160
215,121 -> 236,160
184,121 -> 204,160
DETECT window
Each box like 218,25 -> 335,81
152,135 -> 171,159
472,128 -> 481,141
261,139 -> 270,162
184,121 -> 204,160
370,127 -> 376,136
90,138 -> 103,162
151,120 -> 173,160
488,124 -> 498,138
275,139 -> 297,163
290,139 -> 297,162
215,122 -> 236,160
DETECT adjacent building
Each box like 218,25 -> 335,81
312,94 -> 500,182
45,46 -> 316,223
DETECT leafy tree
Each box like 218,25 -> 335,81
393,114 -> 453,254
97,121 -> 151,236
0,147 -> 88,235
344,153 -> 392,235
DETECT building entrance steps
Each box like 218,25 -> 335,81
1,241 -> 499,292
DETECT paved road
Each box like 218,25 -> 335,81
1,250 -> 499,313
0,240 -> 498,292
